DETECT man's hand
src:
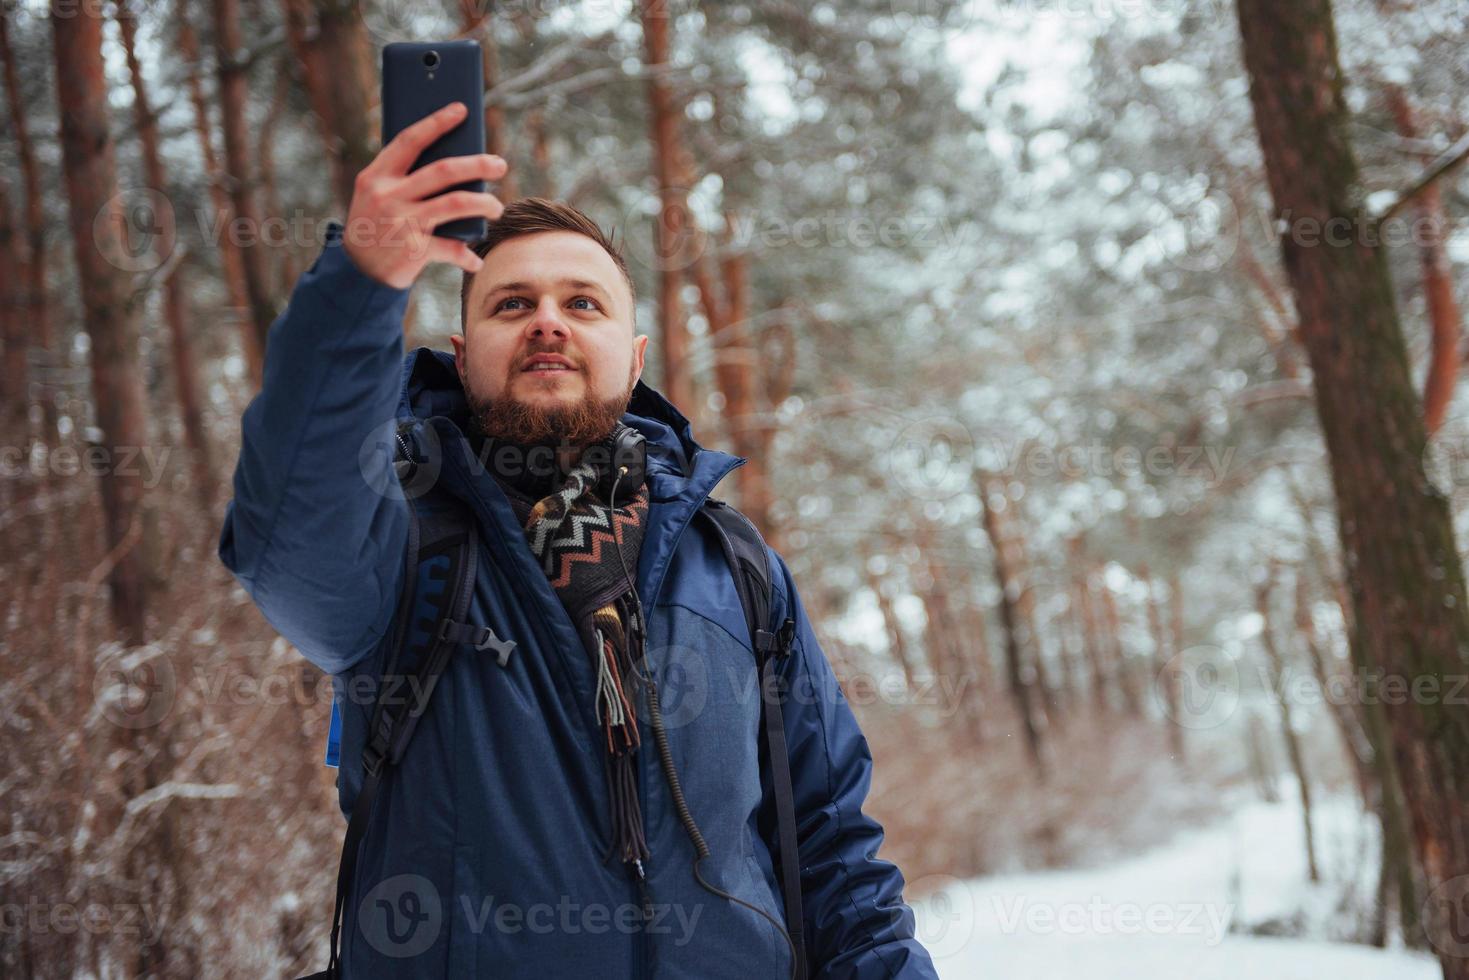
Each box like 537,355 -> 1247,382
343,101 -> 509,289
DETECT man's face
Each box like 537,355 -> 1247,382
452,231 -> 648,447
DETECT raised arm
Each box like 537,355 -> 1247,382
218,102 -> 507,673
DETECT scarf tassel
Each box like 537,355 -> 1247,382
595,620 -> 650,866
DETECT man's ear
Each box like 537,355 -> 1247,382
633,334 -> 649,384
450,333 -> 467,387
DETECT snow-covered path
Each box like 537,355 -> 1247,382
911,794 -> 1442,978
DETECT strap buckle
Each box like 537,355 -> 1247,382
437,618 -> 518,666
763,620 -> 799,658
755,618 -> 796,659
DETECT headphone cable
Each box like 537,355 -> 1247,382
608,462 -> 798,980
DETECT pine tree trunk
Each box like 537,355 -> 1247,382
213,0 -> 279,359
1257,568 -> 1321,882
639,0 -> 696,416
978,474 -> 1046,773
866,559 -> 918,690
116,5 -> 217,511
314,0 -> 376,209
51,0 -> 152,646
1,4 -> 55,435
458,0 -> 519,202
1166,570 -> 1187,760
176,0 -> 261,385
1069,537 -> 1111,715
1098,580 -> 1143,716
1237,0 -> 1469,968
0,182 -> 27,437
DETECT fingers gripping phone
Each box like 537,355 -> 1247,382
382,40 -> 487,242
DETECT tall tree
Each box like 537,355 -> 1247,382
0,181 -> 26,435
638,0 -> 696,416
1257,563 -> 1321,883
1,3 -> 54,433
175,0 -> 261,384
458,0 -> 519,203
213,0 -> 279,359
116,3 -> 218,509
51,0 -> 153,645
1236,0 -> 1469,970
979,472 -> 1047,774
277,0 -> 376,211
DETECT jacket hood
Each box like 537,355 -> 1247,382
397,345 -> 716,486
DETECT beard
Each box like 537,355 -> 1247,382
465,366 -> 636,450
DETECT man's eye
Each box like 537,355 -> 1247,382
495,298 -> 527,312
571,297 -> 599,311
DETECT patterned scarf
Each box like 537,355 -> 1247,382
485,422 -> 653,874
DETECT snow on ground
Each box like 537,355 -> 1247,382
911,789 -> 1441,978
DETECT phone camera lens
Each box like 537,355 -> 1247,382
423,51 -> 440,70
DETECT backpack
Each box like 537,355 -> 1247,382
305,423 -> 808,980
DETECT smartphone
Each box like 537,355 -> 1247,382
381,40 -> 487,242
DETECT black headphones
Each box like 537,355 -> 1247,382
597,421 -> 647,501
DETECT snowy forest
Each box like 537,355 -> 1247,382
2,0 -> 1468,976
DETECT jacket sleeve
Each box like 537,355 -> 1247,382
765,548 -> 940,979
218,221 -> 412,675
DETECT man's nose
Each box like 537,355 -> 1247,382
526,300 -> 569,340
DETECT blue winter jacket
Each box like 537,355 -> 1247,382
218,221 -> 938,979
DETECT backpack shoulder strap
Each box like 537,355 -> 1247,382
307,420 -> 514,980
696,497 -> 808,980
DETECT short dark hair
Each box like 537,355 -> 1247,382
459,197 -> 636,332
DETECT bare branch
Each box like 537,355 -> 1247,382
1374,130 -> 1469,225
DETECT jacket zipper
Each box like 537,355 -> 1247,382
632,459 -> 747,978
